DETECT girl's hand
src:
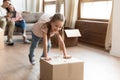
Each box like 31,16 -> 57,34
44,57 -> 51,61
7,13 -> 13,18
7,17 -> 11,21
63,55 -> 72,59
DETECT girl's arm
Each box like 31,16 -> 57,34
17,12 -> 23,21
56,33 -> 72,59
11,12 -> 23,22
43,32 -> 51,60
14,12 -> 23,21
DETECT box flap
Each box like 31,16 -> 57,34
65,29 -> 81,37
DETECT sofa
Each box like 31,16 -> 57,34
21,12 -> 43,33
12,12 -> 43,35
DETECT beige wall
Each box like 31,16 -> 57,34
110,0 -> 120,57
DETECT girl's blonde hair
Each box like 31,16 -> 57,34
50,13 -> 65,22
47,13 -> 65,39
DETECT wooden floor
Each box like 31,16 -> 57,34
0,36 -> 120,80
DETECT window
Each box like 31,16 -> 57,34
79,0 -> 112,20
60,3 -> 64,15
43,0 -> 64,15
43,0 -> 56,15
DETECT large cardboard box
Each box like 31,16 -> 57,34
40,57 -> 84,80
0,28 -> 4,49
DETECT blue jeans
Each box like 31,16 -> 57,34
29,32 -> 51,58
15,19 -> 26,33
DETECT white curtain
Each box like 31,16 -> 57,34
64,0 -> 79,28
105,0 -> 113,51
25,0 -> 63,13
10,0 -> 26,12
56,0 -> 64,13
37,0 -> 43,12
25,0 -> 43,12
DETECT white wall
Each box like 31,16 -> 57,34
11,0 -> 25,12
110,0 -> 120,57
0,0 -> 3,5
0,0 -> 42,13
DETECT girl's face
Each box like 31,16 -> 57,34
51,20 -> 63,31
8,5 -> 14,11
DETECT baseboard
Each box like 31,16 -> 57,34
110,50 -> 120,57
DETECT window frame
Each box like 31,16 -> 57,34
43,0 -> 65,15
78,0 -> 112,22
43,0 -> 56,12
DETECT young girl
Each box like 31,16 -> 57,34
29,13 -> 71,65
6,4 -> 30,43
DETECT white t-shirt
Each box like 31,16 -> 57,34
0,6 -> 7,20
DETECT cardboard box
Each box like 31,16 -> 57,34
65,29 -> 81,37
0,28 -> 4,49
40,57 -> 84,80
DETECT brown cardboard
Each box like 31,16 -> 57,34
0,28 -> 4,49
65,29 -> 81,37
40,57 -> 84,80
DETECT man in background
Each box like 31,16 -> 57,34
0,0 -> 15,45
